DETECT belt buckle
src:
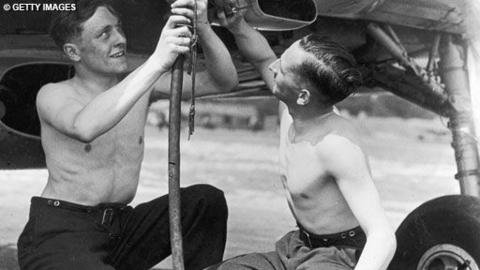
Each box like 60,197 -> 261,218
102,208 -> 114,226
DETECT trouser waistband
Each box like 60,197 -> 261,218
298,224 -> 366,249
31,196 -> 128,226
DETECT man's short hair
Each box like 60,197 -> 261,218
49,0 -> 120,49
296,34 -> 362,105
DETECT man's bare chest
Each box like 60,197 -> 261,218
93,107 -> 146,153
280,141 -> 331,197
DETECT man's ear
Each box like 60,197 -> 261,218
63,43 -> 81,62
296,89 -> 311,106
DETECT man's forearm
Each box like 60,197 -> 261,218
354,230 -> 396,270
228,19 -> 276,90
72,56 -> 166,141
230,20 -> 276,67
198,24 -> 238,91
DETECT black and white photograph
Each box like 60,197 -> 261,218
1,0 -> 480,269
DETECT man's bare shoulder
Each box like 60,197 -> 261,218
327,114 -> 362,142
37,80 -> 77,103
319,133 -> 361,153
36,80 -> 83,119
314,116 -> 365,160
308,114 -> 358,143
313,132 -> 370,182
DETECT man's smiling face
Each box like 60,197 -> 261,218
75,6 -> 128,75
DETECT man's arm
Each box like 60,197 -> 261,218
152,0 -> 238,98
218,11 -> 286,115
37,15 -> 192,142
321,135 -> 396,270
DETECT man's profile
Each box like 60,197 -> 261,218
210,10 -> 397,270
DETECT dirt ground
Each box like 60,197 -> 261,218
0,115 -> 459,268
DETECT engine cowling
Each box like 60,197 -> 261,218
0,63 -> 72,169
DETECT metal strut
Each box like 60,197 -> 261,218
366,23 -> 453,116
366,23 -> 444,94
439,34 -> 480,196
367,22 -> 480,195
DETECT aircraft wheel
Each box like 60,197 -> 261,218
389,195 -> 480,270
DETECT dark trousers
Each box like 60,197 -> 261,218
17,184 -> 228,270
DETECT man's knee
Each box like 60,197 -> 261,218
185,184 -> 228,220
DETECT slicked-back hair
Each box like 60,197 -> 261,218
295,34 -> 362,105
49,0 -> 120,49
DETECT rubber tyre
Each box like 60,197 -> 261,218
388,195 -> 480,270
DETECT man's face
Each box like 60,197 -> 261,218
268,41 -> 308,103
75,7 -> 127,75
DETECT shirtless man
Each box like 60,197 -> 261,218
17,0 -> 237,269
212,11 -> 396,270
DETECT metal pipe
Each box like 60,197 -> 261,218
439,35 -> 480,196
367,23 -> 417,72
168,55 -> 185,270
367,23 -> 444,95
384,24 -> 406,52
427,34 -> 441,73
